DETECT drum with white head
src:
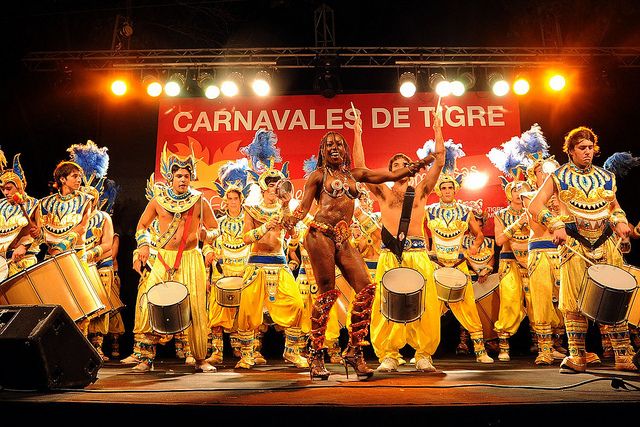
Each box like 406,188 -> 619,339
578,264 -> 637,325
380,267 -> 425,323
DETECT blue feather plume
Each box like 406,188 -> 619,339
516,123 -> 549,158
67,140 -> 109,179
416,139 -> 464,173
303,155 -> 318,178
487,136 -> 524,177
240,129 -> 281,172
219,158 -> 250,188
99,178 -> 120,215
603,152 -> 640,177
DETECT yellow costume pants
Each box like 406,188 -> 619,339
528,240 -> 563,330
494,253 -> 528,336
439,262 -> 483,334
108,271 -> 126,334
371,246 -> 441,361
134,247 -> 209,360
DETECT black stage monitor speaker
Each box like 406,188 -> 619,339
0,304 -> 103,390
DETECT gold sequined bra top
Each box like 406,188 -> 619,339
322,167 -> 366,200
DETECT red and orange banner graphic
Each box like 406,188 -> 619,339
156,92 -> 521,234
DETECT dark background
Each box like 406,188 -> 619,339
2,0 -> 640,358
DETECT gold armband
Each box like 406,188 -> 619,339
292,206 -> 306,222
609,208 -> 628,227
537,208 -> 564,233
86,246 -> 103,262
202,244 -> 215,258
135,229 -> 151,248
206,229 -> 220,242
244,223 -> 269,243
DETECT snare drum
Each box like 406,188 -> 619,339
214,276 -> 243,308
578,264 -> 637,325
0,251 -> 104,322
335,274 -> 356,328
380,267 -> 425,323
147,281 -> 192,335
473,273 -> 500,341
623,264 -> 640,327
434,267 -> 467,303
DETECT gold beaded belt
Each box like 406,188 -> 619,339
309,219 -> 351,248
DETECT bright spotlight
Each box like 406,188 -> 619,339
165,72 -> 186,97
252,70 -> 272,97
488,73 -> 509,96
435,80 -> 451,97
399,72 -> 417,98
463,171 -> 489,190
143,74 -> 162,97
450,81 -> 465,96
111,79 -> 127,96
221,72 -> 243,97
451,72 -> 475,96
549,74 -> 566,91
198,72 -> 220,99
513,78 -> 530,95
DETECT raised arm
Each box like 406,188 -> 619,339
282,170 -> 322,230
352,115 -> 366,168
416,111 -> 445,199
352,161 -> 424,184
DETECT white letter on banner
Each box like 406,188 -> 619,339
372,108 -> 391,128
213,111 -> 231,131
192,111 -> 212,132
487,106 -> 505,126
326,109 -> 343,129
467,106 -> 487,127
309,110 -> 326,130
272,110 -> 290,130
344,108 -> 360,129
446,106 -> 465,127
288,110 -> 308,130
253,110 -> 274,130
234,110 -> 252,131
418,106 -> 435,127
174,112 -> 193,132
393,107 -> 410,128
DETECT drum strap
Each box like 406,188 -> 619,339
565,222 -> 613,251
380,185 -> 415,262
157,205 -> 195,280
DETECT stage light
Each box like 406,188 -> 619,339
165,72 -> 186,97
198,72 -> 220,99
221,72 -> 243,97
549,74 -> 566,91
513,78 -> 530,95
143,74 -> 162,97
399,72 -> 417,98
450,72 -> 475,96
252,70 -> 272,97
429,73 -> 451,97
111,79 -> 127,96
463,170 -> 489,190
488,72 -> 509,96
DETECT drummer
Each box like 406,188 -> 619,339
351,110 -> 445,373
67,140 -> 116,361
133,143 -> 219,373
0,149 -> 39,276
458,199 -> 497,356
32,160 -> 93,335
232,130 -> 306,370
207,160 -> 252,365
528,126 -> 638,373
425,150 -> 495,364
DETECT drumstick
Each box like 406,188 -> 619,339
350,102 -> 358,118
563,243 -> 596,267
614,236 -> 623,253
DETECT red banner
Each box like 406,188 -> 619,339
156,92 -> 521,234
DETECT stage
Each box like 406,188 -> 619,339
1,355 -> 638,426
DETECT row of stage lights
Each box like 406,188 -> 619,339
110,70 -> 272,98
110,69 -> 568,98
398,71 -> 567,98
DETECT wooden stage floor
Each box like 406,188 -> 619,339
1,355 -> 639,426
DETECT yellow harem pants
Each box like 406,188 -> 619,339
494,253 -> 528,336
133,247 -> 209,361
88,265 -> 114,335
438,261 -> 484,335
527,240 -> 563,330
108,270 -> 126,335
371,246 -> 441,362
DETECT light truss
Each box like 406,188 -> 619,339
22,46 -> 640,72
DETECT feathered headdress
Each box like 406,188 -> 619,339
99,178 -> 120,215
303,154 -> 318,178
159,141 -> 197,182
241,129 -> 288,190
67,140 -> 111,207
515,124 -> 558,188
0,148 -> 28,194
603,152 -> 640,178
214,158 -> 252,200
421,139 -> 465,197
487,136 -> 529,201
